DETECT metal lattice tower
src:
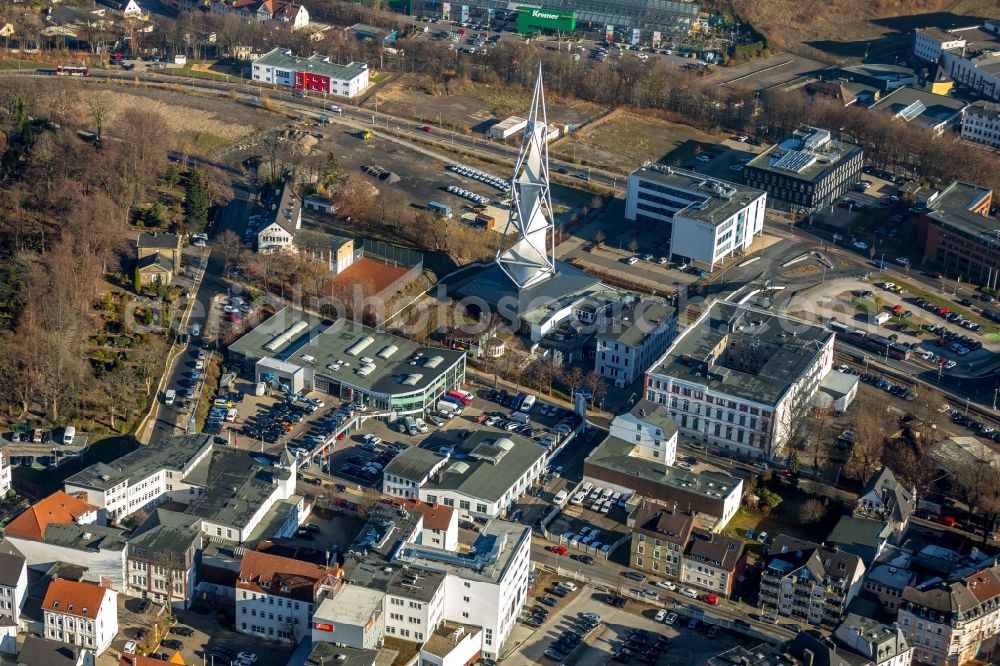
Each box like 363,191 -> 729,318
495,65 -> 556,290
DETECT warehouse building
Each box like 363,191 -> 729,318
625,164 -> 767,270
743,126 -> 863,212
229,306 -> 466,416
252,48 -> 370,98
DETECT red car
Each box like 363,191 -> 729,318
701,593 -> 720,605
940,516 -> 957,527
420,125 -> 434,132
336,432 -> 347,440
549,545 -> 568,555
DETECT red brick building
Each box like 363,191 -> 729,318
917,181 -> 998,287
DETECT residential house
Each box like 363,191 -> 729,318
236,550 -> 340,644
865,559 -> 917,614
256,181 -> 302,252
390,499 -> 459,552
833,614 -> 914,666
856,467 -> 916,544
42,579 -> 118,655
827,515 -> 892,563
3,491 -> 129,591
212,0 -> 310,31
0,443 -> 10,500
898,563 -> 1000,666
608,399 -> 679,467
0,546 -> 27,652
680,530 -> 746,598
13,635 -> 94,666
135,233 -> 182,287
630,500 -> 696,580
125,510 -> 200,609
961,101 -> 1000,149
252,48 -> 370,97
758,535 -> 866,628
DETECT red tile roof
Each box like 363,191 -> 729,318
393,499 -> 455,532
5,491 -> 96,541
42,579 -> 111,620
965,566 -> 1000,603
237,550 -> 338,603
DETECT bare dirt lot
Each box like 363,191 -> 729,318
549,109 -> 725,172
43,81 -> 284,154
373,74 -> 606,134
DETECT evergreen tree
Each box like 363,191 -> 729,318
183,168 -> 209,231
322,152 -> 344,190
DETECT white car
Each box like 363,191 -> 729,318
655,609 -> 667,622
362,434 -> 382,446
853,241 -> 868,250
664,612 -> 678,625
681,587 -> 699,599
237,653 -> 258,664
123,641 -> 137,654
696,154 -> 711,162
655,580 -> 676,590
626,256 -> 639,265
557,581 -> 578,592
414,418 -> 428,433
896,257 -> 910,266
195,360 -> 204,370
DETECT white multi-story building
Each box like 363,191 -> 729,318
383,431 -> 546,521
645,300 -> 835,461
312,584 -> 385,650
236,550 -> 339,644
0,547 -> 27,653
595,298 -> 677,388
252,48 -> 370,97
394,521 -> 531,661
64,435 -> 300,543
898,563 -> 1000,666
0,444 -> 11,498
962,100 -> 1000,149
834,614 -> 913,666
42,579 -> 118,655
125,510 -> 200,609
913,27 -> 968,63
625,165 -> 767,271
607,399 -> 679,467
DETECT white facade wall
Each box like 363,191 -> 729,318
608,410 -> 678,467
237,588 -> 313,644
422,521 -> 459,552
252,63 -> 295,87
0,451 -> 11,498
0,561 -> 28,624
943,50 -> 1000,102
9,538 -> 126,592
420,457 -> 546,520
671,193 -> 767,269
645,335 -> 833,460
961,106 -> 1000,148
913,30 -> 964,63
419,628 -> 483,666
43,589 -> 118,654
438,529 -> 531,660
257,223 -> 295,252
596,315 -> 677,388
680,557 -> 731,595
385,583 -> 444,643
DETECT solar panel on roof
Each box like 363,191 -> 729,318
897,100 -> 926,122
772,150 -> 817,173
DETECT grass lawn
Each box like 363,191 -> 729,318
723,495 -> 815,558
873,275 -> 998,334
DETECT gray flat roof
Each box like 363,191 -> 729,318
628,399 -> 679,440
316,584 -> 384,626
650,300 -> 833,405
130,509 -> 201,555
586,435 -> 741,501
968,100 -> 1000,120
183,447 -> 292,531
597,299 -> 675,348
255,47 -> 369,81
419,430 -> 546,504
41,522 -> 128,552
869,86 -> 967,129
747,126 -> 863,183
306,642 -> 382,666
383,447 -> 446,483
229,307 -> 465,398
449,261 -> 601,318
630,165 -> 766,226
925,180 -> 997,240
65,434 -> 213,491
394,520 -> 529,584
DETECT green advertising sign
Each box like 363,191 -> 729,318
516,6 -> 577,33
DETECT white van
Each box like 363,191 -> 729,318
520,394 -> 537,413
581,481 -> 593,494
62,426 -> 76,446
553,490 -> 568,505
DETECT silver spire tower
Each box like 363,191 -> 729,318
495,65 -> 556,289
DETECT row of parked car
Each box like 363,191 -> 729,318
913,297 -> 984,332
612,627 -> 674,665
853,370 -> 919,401
447,164 -> 510,193
542,610 -> 600,663
950,410 -> 1000,441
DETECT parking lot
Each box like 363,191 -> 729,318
513,583 -> 743,665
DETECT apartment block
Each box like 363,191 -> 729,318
630,501 -> 696,580
41,579 -> 118,655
